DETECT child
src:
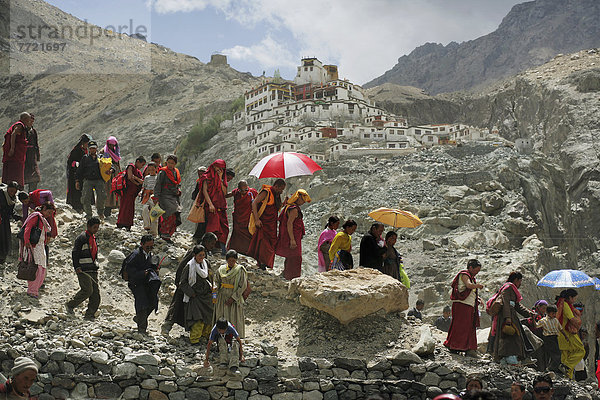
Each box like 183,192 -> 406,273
536,304 -> 569,373
203,318 -> 244,375
141,162 -> 158,236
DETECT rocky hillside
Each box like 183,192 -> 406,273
0,201 -> 597,400
0,0 -> 260,196
179,49 -> 600,375
364,0 -> 600,94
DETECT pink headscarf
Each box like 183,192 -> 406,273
103,136 -> 121,162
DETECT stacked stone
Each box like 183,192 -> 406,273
1,347 -> 596,400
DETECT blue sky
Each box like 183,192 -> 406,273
44,0 -> 523,85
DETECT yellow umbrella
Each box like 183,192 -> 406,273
368,207 -> 423,228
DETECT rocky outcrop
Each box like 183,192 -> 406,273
365,0 -> 600,94
288,269 -> 409,324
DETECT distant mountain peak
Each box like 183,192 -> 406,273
364,0 -> 600,94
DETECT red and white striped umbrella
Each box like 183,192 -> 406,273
249,152 -> 322,179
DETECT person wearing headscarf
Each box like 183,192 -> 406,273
247,179 -> 286,269
487,271 -> 536,365
0,182 -> 21,265
2,112 -> 32,189
556,288 -> 586,379
18,189 -> 58,238
0,356 -> 38,399
317,216 -> 339,273
197,159 -> 229,251
275,189 -> 311,280
227,180 -> 258,255
66,133 -> 91,212
523,299 -> 549,371
99,136 -> 122,218
179,245 -> 214,344
20,202 -> 55,298
24,113 -> 41,191
161,233 -> 217,337
154,155 -> 181,243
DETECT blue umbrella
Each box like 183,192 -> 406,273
537,269 -> 595,288
593,277 -> 600,291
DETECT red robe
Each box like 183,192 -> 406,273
2,121 -> 28,187
444,270 -> 480,351
247,187 -> 280,268
275,205 -> 305,280
227,187 -> 258,254
198,160 -> 229,243
117,165 -> 142,228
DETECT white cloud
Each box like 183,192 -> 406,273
149,0 -> 227,14
222,35 -> 297,71
151,0 -> 521,84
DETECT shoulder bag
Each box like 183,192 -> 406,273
17,249 -> 38,281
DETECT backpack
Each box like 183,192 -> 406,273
486,284 -> 508,316
111,170 -> 127,198
120,252 -> 135,281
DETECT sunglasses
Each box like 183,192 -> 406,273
534,386 -> 551,394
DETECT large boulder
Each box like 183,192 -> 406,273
288,269 -> 409,324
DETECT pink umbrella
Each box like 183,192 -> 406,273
249,152 -> 322,179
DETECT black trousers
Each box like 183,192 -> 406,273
543,335 -> 562,372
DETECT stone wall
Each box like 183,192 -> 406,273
0,347 -> 589,400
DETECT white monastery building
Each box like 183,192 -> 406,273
233,57 -> 490,160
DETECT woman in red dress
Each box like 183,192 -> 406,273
275,189 -> 311,280
116,157 -> 146,230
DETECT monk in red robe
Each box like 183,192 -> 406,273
444,259 -> 484,357
247,179 -> 286,269
2,113 -> 33,188
197,159 -> 229,248
226,180 -> 258,255
276,189 -> 311,280
117,157 -> 146,230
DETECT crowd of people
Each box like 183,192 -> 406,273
4,113 -> 600,397
443,260 -> 596,385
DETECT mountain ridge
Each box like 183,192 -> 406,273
364,0 -> 600,94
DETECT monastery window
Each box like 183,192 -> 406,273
389,144 -> 395,149
364,134 -> 370,138
311,106 -> 315,112
304,67 -> 308,71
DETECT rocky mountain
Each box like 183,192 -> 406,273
364,0 -> 600,94
2,0 -> 600,397
0,0 -> 260,196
